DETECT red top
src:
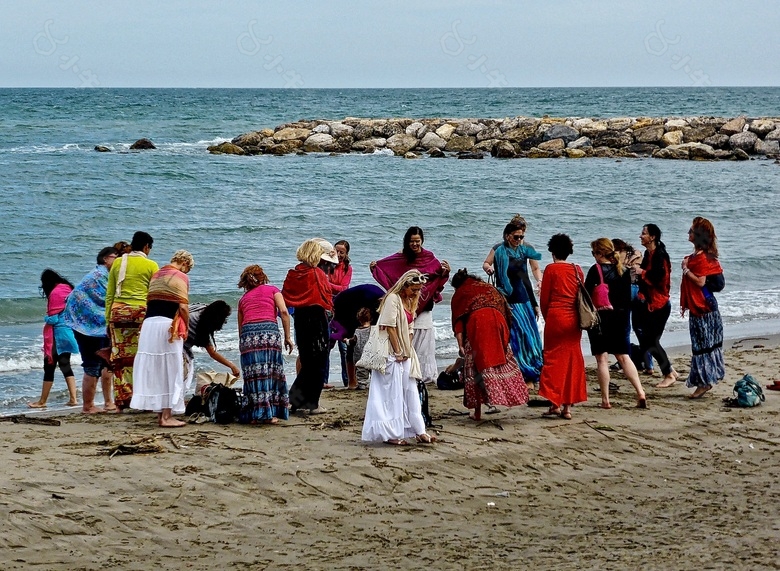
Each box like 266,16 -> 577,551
328,261 -> 353,295
638,248 -> 671,311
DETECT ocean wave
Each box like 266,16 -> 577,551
0,355 -> 44,373
0,137 -> 234,155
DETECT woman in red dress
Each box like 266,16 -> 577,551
450,269 -> 528,421
537,234 -> 587,420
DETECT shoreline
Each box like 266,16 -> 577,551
3,340 -> 779,569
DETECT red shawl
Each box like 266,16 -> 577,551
680,251 -> 722,317
282,264 -> 333,311
451,278 -> 511,329
371,248 -> 449,311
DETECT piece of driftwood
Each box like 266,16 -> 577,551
0,415 -> 61,426
106,438 -> 165,458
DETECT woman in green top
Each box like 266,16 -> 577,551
105,231 -> 159,410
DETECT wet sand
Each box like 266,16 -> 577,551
2,337 -> 779,570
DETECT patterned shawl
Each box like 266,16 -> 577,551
680,251 -> 723,317
451,278 -> 511,330
147,265 -> 190,340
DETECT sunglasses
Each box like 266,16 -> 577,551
510,233 -> 525,240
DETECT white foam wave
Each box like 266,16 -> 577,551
0,355 -> 42,373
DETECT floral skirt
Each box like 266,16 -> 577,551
108,303 -> 146,410
687,309 -> 725,388
240,321 -> 289,421
463,340 -> 529,410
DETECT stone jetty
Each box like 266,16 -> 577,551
214,116 -> 780,160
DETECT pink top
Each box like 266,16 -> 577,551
239,284 -> 280,324
404,309 -> 413,324
329,261 -> 353,295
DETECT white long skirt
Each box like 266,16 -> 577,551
130,316 -> 185,413
361,356 -> 426,442
412,310 -> 437,383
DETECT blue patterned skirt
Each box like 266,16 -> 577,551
507,301 -> 543,383
239,321 -> 289,421
687,309 -> 725,388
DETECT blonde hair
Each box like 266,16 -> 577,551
296,239 -> 325,267
170,250 -> 194,272
379,269 -> 427,316
238,264 -> 269,290
590,238 -> 624,275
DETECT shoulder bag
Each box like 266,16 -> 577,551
591,264 -> 614,311
574,264 -> 600,330
355,325 -> 391,374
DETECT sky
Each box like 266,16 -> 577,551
1,0 -> 778,88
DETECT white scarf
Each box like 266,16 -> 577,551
114,251 -> 148,297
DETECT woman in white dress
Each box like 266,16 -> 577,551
130,250 -> 193,427
361,270 -> 437,446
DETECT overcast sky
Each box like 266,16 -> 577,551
1,0 -> 777,88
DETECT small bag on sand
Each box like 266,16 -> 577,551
574,264 -> 600,330
196,370 -> 239,394
727,375 -> 765,407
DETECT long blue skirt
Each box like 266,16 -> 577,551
239,321 -> 289,421
508,301 -> 543,383
686,309 -> 725,388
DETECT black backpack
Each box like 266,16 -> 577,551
206,383 -> 239,424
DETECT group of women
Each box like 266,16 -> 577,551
29,217 -> 725,438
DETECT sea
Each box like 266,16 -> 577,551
2,87 -> 779,415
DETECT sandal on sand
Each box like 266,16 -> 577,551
560,411 -> 572,420
308,407 -> 328,415
542,406 -> 562,417
385,439 -> 408,446
416,433 -> 437,443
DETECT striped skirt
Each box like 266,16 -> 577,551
239,321 -> 289,421
687,309 -> 725,388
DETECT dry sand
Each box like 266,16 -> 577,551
2,337 -> 779,570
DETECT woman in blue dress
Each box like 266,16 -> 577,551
493,221 -> 543,386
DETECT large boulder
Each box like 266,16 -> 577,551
351,137 -> 387,151
567,136 -> 592,149
435,124 -> 457,140
634,125 -> 665,143
474,139 -> 500,153
303,133 -> 337,152
130,138 -> 155,150
329,122 -> 353,138
661,130 -> 684,147
719,117 -> 746,136
755,139 -> 780,155
526,147 -> 560,158
376,121 -> 405,138
572,118 -> 595,130
765,128 -> 780,141
653,145 -> 689,160
420,132 -> 447,150
502,124 -> 538,142
564,148 -> 586,158
664,119 -> 688,131
492,141 -> 516,158
729,131 -> 758,152
232,131 -> 266,147
312,124 -> 331,134
592,130 -> 634,148
543,124 -> 580,144
428,147 -> 445,158
207,141 -> 246,155
273,127 -> 311,142
351,122 -> 374,140
579,120 -> 608,136
625,143 -> 659,155
607,117 -> 633,130
94,145 -> 111,152
445,135 -> 476,152
682,125 -> 716,143
455,122 -> 486,137
538,138 -> 566,152
457,151 -> 484,160
405,122 -> 425,137
680,142 -> 717,160
748,119 -> 775,137
386,134 -> 419,155
703,134 -> 730,149
732,148 -> 750,160
476,126 -> 502,142
265,140 -> 303,155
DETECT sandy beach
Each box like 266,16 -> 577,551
2,336 -> 779,571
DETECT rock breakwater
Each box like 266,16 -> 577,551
219,116 -> 780,160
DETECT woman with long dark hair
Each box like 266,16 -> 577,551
29,269 -> 79,408
370,226 -> 450,384
635,224 -> 678,388
184,300 -> 240,385
681,217 -> 725,398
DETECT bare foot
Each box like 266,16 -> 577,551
416,433 -> 437,443
159,418 -> 186,427
656,374 -> 678,388
66,401 -> 78,407
28,401 -> 47,408
385,439 -> 408,446
103,405 -> 118,413
599,402 -> 612,409
82,406 -> 103,414
263,418 -> 279,425
469,412 -> 482,421
688,386 -> 711,399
